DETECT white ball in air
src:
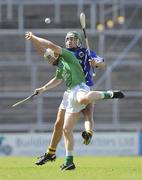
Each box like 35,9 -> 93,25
45,18 -> 51,24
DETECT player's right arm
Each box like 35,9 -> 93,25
34,77 -> 63,95
89,50 -> 106,68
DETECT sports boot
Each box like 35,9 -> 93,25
112,91 -> 125,98
82,131 -> 92,145
60,163 -> 76,171
35,153 -> 56,165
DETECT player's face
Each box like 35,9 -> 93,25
65,37 -> 78,48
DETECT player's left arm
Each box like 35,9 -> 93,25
89,50 -> 106,68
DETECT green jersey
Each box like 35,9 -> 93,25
55,48 -> 85,89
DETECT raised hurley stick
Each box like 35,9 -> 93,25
11,92 -> 38,107
80,12 -> 96,77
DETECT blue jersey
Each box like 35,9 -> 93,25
67,47 -> 104,87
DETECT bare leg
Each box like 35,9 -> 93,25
35,108 -> 65,166
81,103 -> 94,145
48,108 -> 65,149
63,112 -> 80,153
81,103 -> 94,131
61,112 -> 80,169
76,90 -> 121,105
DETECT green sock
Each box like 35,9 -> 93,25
65,156 -> 73,165
102,91 -> 113,99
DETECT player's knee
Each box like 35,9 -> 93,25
54,119 -> 64,131
78,97 -> 90,105
63,126 -> 71,136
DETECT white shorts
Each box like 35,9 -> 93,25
59,83 -> 90,113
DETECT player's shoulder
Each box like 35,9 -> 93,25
90,49 -> 97,57
77,47 -> 86,52
90,49 -> 96,54
78,47 -> 97,55
62,48 -> 73,56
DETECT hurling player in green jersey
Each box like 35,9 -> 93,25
25,32 -> 124,171
34,31 -> 105,167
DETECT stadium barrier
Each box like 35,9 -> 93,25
139,133 -> 142,155
0,132 -> 141,156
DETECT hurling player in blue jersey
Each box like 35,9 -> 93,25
65,31 -> 105,142
36,31 -> 105,166
66,31 -> 105,87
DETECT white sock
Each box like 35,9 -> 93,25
66,150 -> 73,156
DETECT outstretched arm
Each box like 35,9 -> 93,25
25,32 -> 62,55
34,77 -> 63,95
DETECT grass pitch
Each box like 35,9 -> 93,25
0,156 -> 141,180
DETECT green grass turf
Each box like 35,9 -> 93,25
0,156 -> 141,180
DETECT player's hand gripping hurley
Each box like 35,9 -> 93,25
80,12 -> 96,77
11,92 -> 38,107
